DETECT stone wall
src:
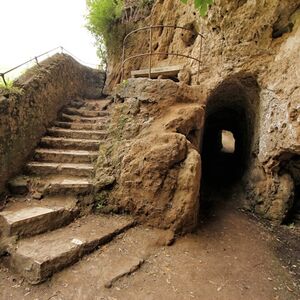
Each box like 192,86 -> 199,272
105,0 -> 300,223
0,54 -> 105,195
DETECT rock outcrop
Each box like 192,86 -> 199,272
104,0 -> 300,224
95,79 -> 205,232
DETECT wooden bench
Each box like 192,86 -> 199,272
131,65 -> 183,79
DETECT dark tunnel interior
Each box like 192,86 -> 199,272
202,106 -> 248,186
200,75 -> 259,216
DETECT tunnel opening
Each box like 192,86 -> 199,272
202,106 -> 247,186
281,155 -> 300,225
200,74 -> 259,219
221,130 -> 235,154
284,184 -> 300,225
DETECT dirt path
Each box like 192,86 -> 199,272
0,190 -> 299,300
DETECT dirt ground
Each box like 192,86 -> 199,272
0,188 -> 299,300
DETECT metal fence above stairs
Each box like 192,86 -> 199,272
0,46 -> 99,86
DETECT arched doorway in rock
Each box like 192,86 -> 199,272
200,74 -> 260,217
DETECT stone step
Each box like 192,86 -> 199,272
44,177 -> 94,195
9,214 -> 135,284
0,196 -> 78,239
60,113 -> 109,124
64,107 -> 109,118
26,162 -> 94,177
34,149 -> 98,164
81,98 -> 112,111
8,175 -> 94,196
7,176 -> 30,195
47,127 -> 108,140
53,121 -> 107,131
67,99 -> 85,109
40,136 -> 101,151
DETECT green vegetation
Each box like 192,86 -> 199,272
95,191 -> 109,210
86,0 -> 156,63
85,0 -> 212,72
0,78 -> 23,95
180,0 -> 214,16
95,36 -> 108,71
86,0 -> 124,49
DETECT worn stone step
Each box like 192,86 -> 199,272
0,196 -> 78,239
34,149 -> 98,164
44,177 -> 94,195
64,107 -> 109,118
7,176 -> 30,195
81,98 -> 112,111
8,175 -> 94,196
69,227 -> 169,291
40,136 -> 101,151
53,121 -> 107,131
26,162 -> 94,177
67,99 -> 85,109
60,113 -> 109,124
47,127 -> 108,140
9,214 -> 135,284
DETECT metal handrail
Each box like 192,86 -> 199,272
0,46 -> 99,86
121,24 -> 205,81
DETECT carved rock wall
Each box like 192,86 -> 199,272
105,0 -> 300,223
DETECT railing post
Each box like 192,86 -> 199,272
0,73 -> 7,87
122,40 -> 126,82
35,56 -> 40,66
149,25 -> 152,79
198,35 -> 203,84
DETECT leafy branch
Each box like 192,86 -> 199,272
180,0 -> 213,16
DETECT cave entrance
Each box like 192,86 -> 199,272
200,74 -> 259,218
282,155 -> 300,225
287,185 -> 300,225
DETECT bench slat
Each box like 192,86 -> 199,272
131,65 -> 183,78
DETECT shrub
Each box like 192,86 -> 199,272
86,0 -> 124,48
0,78 -> 23,95
95,191 -> 109,210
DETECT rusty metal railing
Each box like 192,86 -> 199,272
0,47 -> 63,86
121,25 -> 205,81
0,46 -> 99,86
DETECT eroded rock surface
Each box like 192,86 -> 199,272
105,0 -> 300,224
95,79 -> 204,232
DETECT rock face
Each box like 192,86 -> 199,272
104,0 -> 300,223
116,133 -> 200,231
95,79 -> 205,232
0,54 -> 105,195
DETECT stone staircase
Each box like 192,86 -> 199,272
0,98 -> 135,284
8,99 -> 109,196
